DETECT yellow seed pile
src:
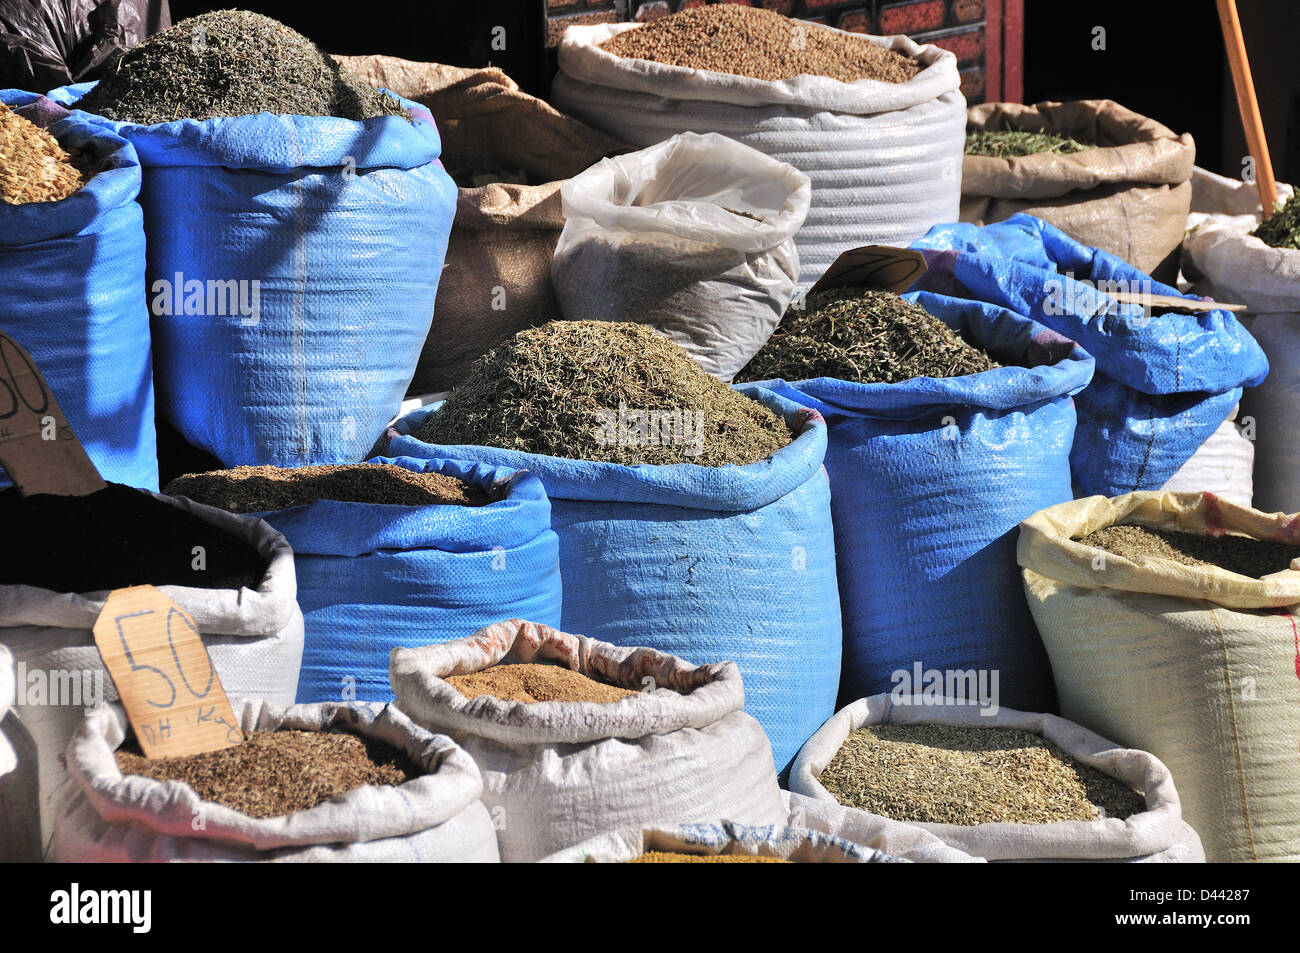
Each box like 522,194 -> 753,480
0,101 -> 91,205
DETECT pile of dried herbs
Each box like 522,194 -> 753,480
818,724 -> 1146,826
415,320 -> 794,467
1079,523 -> 1300,579
735,288 -> 1000,385
965,129 -> 1095,158
1252,193 -> 1300,250
77,10 -> 408,124
0,101 -> 94,204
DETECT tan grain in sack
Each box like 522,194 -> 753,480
335,55 -> 625,394
963,100 -> 1195,280
1018,492 -> 1300,861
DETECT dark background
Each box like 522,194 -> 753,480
161,0 -> 1300,185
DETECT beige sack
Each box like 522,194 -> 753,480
962,100 -> 1195,279
335,55 -> 624,394
1018,491 -> 1300,861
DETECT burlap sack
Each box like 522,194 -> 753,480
962,100 -> 1195,280
335,56 -> 624,394
1018,491 -> 1300,862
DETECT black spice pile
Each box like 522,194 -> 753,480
116,729 -> 418,818
77,10 -> 408,124
416,321 -> 794,467
736,288 -> 1000,385
965,129 -> 1095,158
1079,524 -> 1300,579
0,483 -> 265,593
165,463 -> 492,513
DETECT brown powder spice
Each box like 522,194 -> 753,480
818,724 -> 1147,826
165,462 -> 492,513
600,5 -> 922,85
116,729 -> 419,819
446,663 -> 637,704
0,101 -> 93,205
625,851 -> 790,863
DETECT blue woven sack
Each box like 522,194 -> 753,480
382,389 -> 842,775
232,456 -> 562,704
51,81 -> 457,467
909,215 -> 1268,497
0,90 -> 156,489
742,290 -> 1094,712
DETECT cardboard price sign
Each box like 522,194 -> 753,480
807,245 -> 929,297
0,330 -> 105,497
93,586 -> 244,759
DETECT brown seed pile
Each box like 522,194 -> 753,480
624,851 -> 790,863
164,463 -> 492,513
415,321 -> 795,467
0,101 -> 93,205
600,5 -> 921,84
446,663 -> 637,704
818,724 -> 1147,826
116,729 -> 418,819
1079,524 -> 1300,579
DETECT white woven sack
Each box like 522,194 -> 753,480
1159,404 -> 1253,508
0,493 -> 305,852
0,643 -> 40,861
551,22 -> 965,290
780,789 -> 979,863
1019,491 -> 1300,861
790,694 -> 1200,863
552,131 -> 810,381
1183,178 -> 1299,513
51,698 -> 499,862
390,618 -> 788,862
539,819 -> 901,863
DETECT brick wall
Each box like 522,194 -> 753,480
546,0 -> 1000,104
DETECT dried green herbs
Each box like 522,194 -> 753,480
819,724 -> 1146,826
1252,193 -> 1300,251
415,320 -> 794,467
77,10 -> 408,124
1079,524 -> 1300,579
965,130 -> 1095,158
735,288 -> 999,385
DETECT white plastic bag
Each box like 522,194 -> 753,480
0,492 -> 305,852
551,22 -> 964,291
539,820 -> 901,863
1183,173 -> 1300,513
1159,404 -> 1253,508
790,694 -> 1202,863
51,698 -> 500,862
1019,491 -> 1300,861
390,618 -> 788,862
552,131 -> 810,381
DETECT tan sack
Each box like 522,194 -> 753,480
962,100 -> 1195,280
1018,491 -> 1300,862
334,55 -> 625,394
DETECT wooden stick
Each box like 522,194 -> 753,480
1216,0 -> 1278,213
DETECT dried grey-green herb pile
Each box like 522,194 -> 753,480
965,129 -> 1095,157
415,320 -> 794,467
818,724 -> 1146,826
1079,524 -> 1300,579
77,10 -> 408,124
1252,193 -> 1300,251
735,288 -> 999,385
